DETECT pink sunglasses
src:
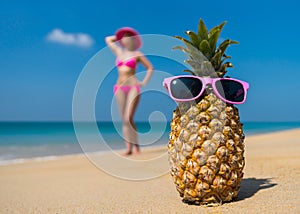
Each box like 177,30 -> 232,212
163,75 -> 249,104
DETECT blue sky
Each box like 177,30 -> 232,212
1,0 -> 300,122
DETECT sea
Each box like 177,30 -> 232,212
0,121 -> 299,165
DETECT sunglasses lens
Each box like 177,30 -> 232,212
170,77 -> 203,100
215,79 -> 245,103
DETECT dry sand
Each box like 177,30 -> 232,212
0,129 -> 299,213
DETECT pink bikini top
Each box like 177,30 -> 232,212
115,57 -> 137,69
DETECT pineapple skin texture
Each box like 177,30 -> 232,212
168,93 -> 245,206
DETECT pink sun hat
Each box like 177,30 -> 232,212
115,27 -> 142,50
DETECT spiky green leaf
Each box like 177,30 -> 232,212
220,55 -> 232,65
209,21 -> 227,35
184,59 -> 216,77
183,69 -> 196,75
225,62 -> 234,68
208,29 -> 221,53
184,59 -> 201,69
211,51 -> 223,69
199,40 -> 211,59
173,35 -> 193,45
172,45 -> 188,52
200,61 -> 216,76
198,19 -> 208,41
216,71 -> 226,77
217,39 -> 239,54
185,31 -> 199,46
183,41 -> 208,62
217,62 -> 234,76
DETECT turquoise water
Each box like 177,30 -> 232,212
0,121 -> 299,163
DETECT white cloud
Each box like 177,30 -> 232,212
46,28 -> 94,48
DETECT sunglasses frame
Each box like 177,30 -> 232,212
163,75 -> 249,104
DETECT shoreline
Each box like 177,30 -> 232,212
0,142 -> 170,166
1,127 -> 300,166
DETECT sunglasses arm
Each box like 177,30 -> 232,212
162,79 -> 169,90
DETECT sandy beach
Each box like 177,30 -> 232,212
0,129 -> 299,214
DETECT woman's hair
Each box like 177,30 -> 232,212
123,32 -> 134,37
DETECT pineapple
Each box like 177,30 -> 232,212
168,19 -> 245,206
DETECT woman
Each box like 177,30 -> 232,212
105,27 -> 154,155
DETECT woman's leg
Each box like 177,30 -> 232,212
115,88 -> 132,155
124,88 -> 140,154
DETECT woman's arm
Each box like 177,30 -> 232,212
105,35 -> 122,56
137,53 -> 154,87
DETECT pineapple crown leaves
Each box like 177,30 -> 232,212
173,18 -> 239,77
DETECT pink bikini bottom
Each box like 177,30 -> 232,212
113,85 -> 141,95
